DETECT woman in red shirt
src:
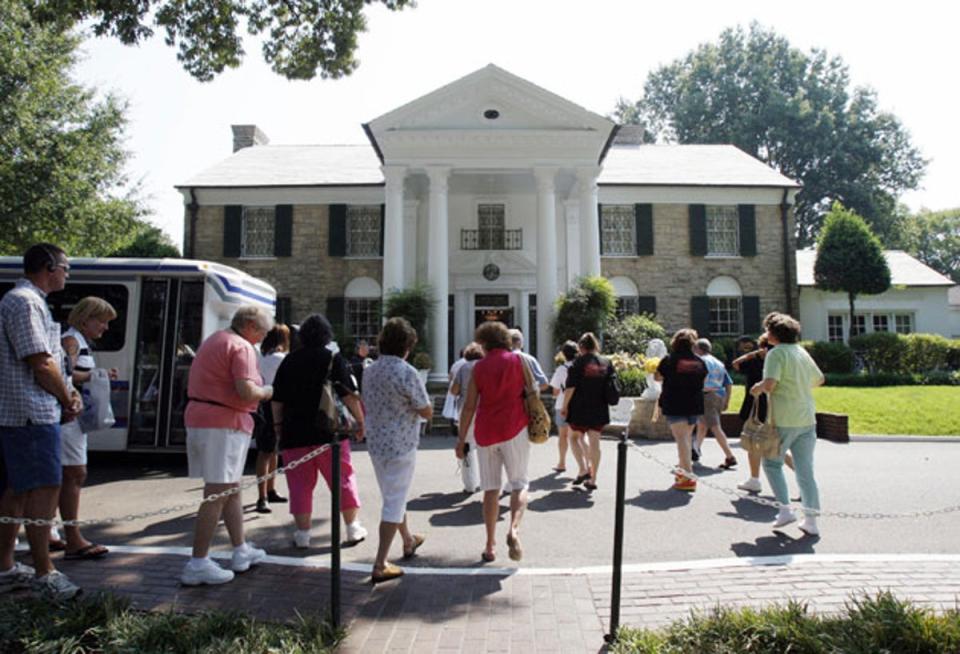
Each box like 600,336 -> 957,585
456,321 -> 530,563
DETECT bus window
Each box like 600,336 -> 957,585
47,284 -> 129,351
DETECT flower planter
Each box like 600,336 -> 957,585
628,398 -> 673,440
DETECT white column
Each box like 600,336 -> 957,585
403,200 -> 419,287
577,166 -> 601,277
426,166 -> 451,382
381,165 -> 406,295
534,167 -> 559,372
563,198 -> 580,288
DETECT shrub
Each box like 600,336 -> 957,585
553,276 -> 616,347
802,340 -> 855,374
710,337 -> 736,365
902,333 -> 951,373
604,314 -> 667,355
411,351 -> 432,370
824,372 -> 919,387
384,284 -> 435,351
849,332 -> 906,373
617,368 -> 647,396
919,370 -> 960,386
948,339 -> 960,370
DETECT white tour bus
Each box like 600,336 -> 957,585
0,257 -> 276,451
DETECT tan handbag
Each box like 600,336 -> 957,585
740,392 -> 780,459
519,355 -> 550,444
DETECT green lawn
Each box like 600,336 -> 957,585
727,385 -> 960,435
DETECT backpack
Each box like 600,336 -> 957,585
604,362 -> 622,406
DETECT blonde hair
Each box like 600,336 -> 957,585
67,297 -> 117,331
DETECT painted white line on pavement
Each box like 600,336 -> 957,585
51,544 -> 960,578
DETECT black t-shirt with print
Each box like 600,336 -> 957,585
272,346 -> 356,448
566,353 -> 613,427
656,351 -> 707,416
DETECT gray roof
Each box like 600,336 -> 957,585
178,142 -> 798,189
599,144 -> 799,187
797,249 -> 954,287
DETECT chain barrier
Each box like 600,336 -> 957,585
626,437 -> 960,520
0,442 -> 333,528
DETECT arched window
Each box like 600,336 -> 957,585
706,276 -> 742,336
610,276 -> 639,319
344,277 -> 382,347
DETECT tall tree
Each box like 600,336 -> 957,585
900,208 -> 960,284
814,203 -> 891,333
109,224 -> 181,258
30,0 -> 415,82
0,0 -> 143,257
615,23 -> 927,247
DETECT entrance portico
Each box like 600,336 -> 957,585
365,65 -> 616,380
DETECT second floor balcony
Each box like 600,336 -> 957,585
460,229 -> 523,251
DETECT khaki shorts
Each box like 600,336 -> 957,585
701,393 -> 724,427
477,427 -> 530,492
186,428 -> 250,484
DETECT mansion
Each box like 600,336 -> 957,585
178,65 -> 800,378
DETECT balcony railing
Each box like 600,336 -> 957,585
460,229 -> 522,251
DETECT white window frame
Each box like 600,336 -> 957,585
345,205 -> 382,258
709,296 -> 742,336
601,205 -> 636,257
705,205 -> 739,257
827,311 -> 916,341
345,297 -> 381,346
241,206 -> 275,259
827,315 -> 845,343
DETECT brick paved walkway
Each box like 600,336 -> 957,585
5,550 -> 959,653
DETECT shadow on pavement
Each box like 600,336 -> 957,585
717,496 -> 779,523
730,531 -> 820,558
627,488 -> 694,511
527,488 -> 595,512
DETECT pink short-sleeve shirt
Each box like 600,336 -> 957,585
184,329 -> 262,433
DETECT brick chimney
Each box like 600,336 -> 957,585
231,125 -> 270,152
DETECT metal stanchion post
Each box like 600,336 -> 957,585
604,429 -> 629,645
331,438 -> 342,629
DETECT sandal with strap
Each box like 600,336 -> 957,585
371,563 -> 404,584
402,534 -> 425,560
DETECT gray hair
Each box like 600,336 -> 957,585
508,328 -> 524,349
231,305 -> 274,333
695,338 -> 712,354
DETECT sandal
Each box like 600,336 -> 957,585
506,533 -> 523,562
371,563 -> 404,584
48,539 -> 67,552
572,473 -> 590,486
481,550 -> 496,563
583,480 -> 598,491
402,534 -> 425,559
64,543 -> 109,560
552,466 -> 566,473
719,456 -> 738,470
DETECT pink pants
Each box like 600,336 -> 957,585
282,441 -> 361,516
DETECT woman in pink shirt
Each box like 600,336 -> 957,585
456,321 -> 530,563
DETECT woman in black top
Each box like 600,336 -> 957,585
562,333 -> 615,491
271,314 -> 367,549
655,329 -> 707,492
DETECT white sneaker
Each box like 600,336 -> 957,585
180,558 -> 234,586
345,521 -> 367,545
0,562 -> 35,594
231,543 -> 267,572
799,516 -> 820,536
31,570 -> 81,600
737,478 -> 762,493
293,530 -> 311,549
773,507 -> 797,529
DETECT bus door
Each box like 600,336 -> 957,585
128,277 -> 203,449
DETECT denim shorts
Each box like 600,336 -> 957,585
0,423 -> 62,494
664,415 -> 700,426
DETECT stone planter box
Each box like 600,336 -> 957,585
816,412 -> 849,442
627,398 -> 673,440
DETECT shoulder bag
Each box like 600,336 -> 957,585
740,392 -> 780,459
603,359 -> 621,406
519,354 -> 550,444
314,352 -> 359,437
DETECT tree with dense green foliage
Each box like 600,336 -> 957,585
553,276 -> 616,347
383,284 -> 434,353
814,203 -> 891,333
604,314 -> 667,355
0,0 -> 144,257
108,224 -> 181,258
29,0 -> 414,82
614,23 -> 926,247
900,208 -> 960,283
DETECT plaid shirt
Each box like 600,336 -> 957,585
0,279 -> 64,426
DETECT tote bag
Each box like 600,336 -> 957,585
519,355 -> 550,444
740,392 -> 780,459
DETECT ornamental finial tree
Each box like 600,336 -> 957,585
814,202 -> 891,337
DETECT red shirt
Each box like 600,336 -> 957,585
471,349 -> 528,446
184,329 -> 262,433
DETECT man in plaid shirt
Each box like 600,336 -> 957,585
0,243 -> 83,600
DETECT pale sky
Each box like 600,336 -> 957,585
74,0 -> 959,249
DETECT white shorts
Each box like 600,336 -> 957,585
60,420 -> 87,466
186,428 -> 250,484
370,449 -> 417,523
477,427 -> 530,492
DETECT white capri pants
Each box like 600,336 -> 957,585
370,449 -> 418,523
477,427 -> 530,492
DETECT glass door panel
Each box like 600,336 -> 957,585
128,280 -> 169,448
165,281 -> 203,447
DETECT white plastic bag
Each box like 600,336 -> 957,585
78,368 -> 116,432
460,423 -> 480,493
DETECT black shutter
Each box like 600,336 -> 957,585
738,204 -> 757,256
691,296 -> 711,338
328,204 -> 347,257
597,203 -> 604,256
223,206 -> 243,257
638,296 -> 657,317
275,296 -> 292,324
635,204 -> 653,255
274,205 -> 293,257
326,296 -> 345,333
379,204 -> 385,257
742,296 -> 761,334
689,204 -> 707,256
